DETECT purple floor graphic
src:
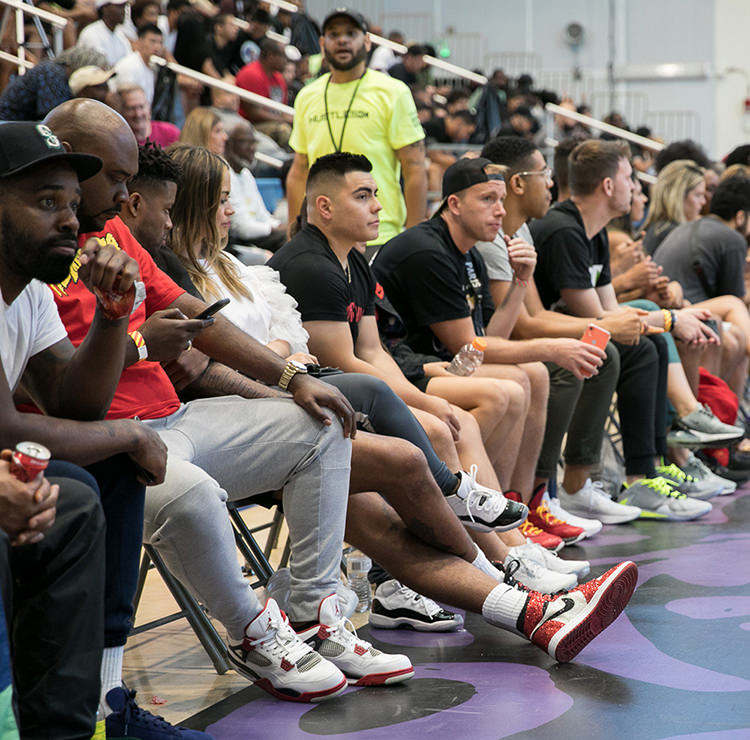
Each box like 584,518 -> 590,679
185,488 -> 750,739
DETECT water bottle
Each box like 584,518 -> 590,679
345,551 -> 372,613
446,337 -> 487,376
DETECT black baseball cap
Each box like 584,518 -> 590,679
322,7 -> 368,34
0,122 -> 102,181
442,156 -> 504,199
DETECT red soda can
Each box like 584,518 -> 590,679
10,441 -> 51,483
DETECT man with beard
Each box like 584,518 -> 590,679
285,7 -> 427,254
0,121 -> 189,737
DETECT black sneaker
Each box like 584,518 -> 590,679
105,688 -> 215,739
369,579 -> 463,632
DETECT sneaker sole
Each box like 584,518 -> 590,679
457,509 -> 529,533
636,505 -> 711,521
547,561 -> 638,663
228,653 -> 348,702
347,666 -> 415,686
369,612 -> 464,632
558,501 -> 641,525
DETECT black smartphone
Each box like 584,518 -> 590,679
195,298 -> 230,321
701,318 -> 719,335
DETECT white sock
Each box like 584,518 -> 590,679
100,646 -> 124,715
471,543 -> 504,580
481,582 -> 528,634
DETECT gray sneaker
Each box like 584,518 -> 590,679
616,476 -> 712,521
655,462 -> 723,500
676,404 -> 744,444
682,452 -> 736,496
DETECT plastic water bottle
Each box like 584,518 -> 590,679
345,551 -> 372,613
446,337 -> 487,376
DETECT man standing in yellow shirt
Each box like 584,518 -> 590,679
286,8 -> 427,250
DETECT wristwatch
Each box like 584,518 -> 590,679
278,359 -> 308,390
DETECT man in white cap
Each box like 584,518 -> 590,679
76,0 -> 132,66
67,64 -> 116,103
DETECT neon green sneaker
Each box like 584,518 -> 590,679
616,476 -> 712,521
655,463 -> 722,500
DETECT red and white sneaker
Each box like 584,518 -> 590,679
519,561 -> 639,663
519,520 -> 564,552
228,598 -> 347,702
297,594 -> 414,686
527,485 -> 586,545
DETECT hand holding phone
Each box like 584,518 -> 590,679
581,323 -> 611,349
195,298 -> 230,321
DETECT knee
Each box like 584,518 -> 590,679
420,413 -> 454,453
524,361 -> 550,405
474,379 -> 511,416
385,437 -> 431,486
145,478 -> 227,538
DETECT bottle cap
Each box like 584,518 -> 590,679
472,337 -> 488,351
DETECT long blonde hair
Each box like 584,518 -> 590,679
179,107 -> 221,149
644,159 -> 705,228
167,144 -> 251,302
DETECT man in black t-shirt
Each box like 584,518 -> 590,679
373,158 -> 558,515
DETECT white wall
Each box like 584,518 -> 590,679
304,0 -> 741,156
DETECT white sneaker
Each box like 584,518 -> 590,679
297,594 -> 414,686
682,452 -> 736,496
510,541 -> 590,579
558,478 -> 641,524
503,552 -> 577,593
547,494 -> 603,538
227,598 -> 347,702
370,579 -> 464,632
445,464 -> 528,532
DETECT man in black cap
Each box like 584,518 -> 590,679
373,157 -> 606,523
286,6 -> 427,256
0,121 -> 174,737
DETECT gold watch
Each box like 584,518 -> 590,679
278,360 -> 308,390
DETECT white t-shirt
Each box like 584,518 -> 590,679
114,51 -> 155,103
76,20 -> 132,66
475,221 -> 534,282
228,167 -> 280,242
201,256 -> 308,354
0,281 -> 67,392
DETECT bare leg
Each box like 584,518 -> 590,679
474,362 -> 549,502
350,432 -> 476,562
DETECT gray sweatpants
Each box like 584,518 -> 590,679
141,395 -> 351,640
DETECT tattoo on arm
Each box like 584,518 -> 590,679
192,362 -> 284,399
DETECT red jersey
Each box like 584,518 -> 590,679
50,217 -> 185,420
236,59 -> 287,119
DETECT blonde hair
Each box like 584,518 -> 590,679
720,163 -> 750,182
644,159 -> 705,228
179,107 -> 222,149
167,144 -> 251,302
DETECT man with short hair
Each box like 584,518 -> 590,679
387,43 -> 427,86
286,8 -> 427,252
114,22 -> 164,103
236,38 -> 293,146
76,0 -> 132,66
531,139 -> 728,520
119,84 -> 180,147
477,136 -> 633,527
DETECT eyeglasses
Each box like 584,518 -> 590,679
515,167 -> 553,182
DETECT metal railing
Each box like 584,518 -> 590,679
0,0 -> 66,75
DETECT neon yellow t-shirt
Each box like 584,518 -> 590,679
289,69 -> 424,245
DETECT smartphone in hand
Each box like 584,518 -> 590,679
195,298 -> 230,321
581,323 -> 611,349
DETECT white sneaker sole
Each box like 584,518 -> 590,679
369,611 -> 464,632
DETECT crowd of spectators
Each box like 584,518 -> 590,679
1,2 -> 750,740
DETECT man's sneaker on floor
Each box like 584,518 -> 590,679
227,598 -> 347,702
369,579 -> 463,632
518,561 -> 639,663
105,688 -> 215,739
675,404 -> 744,444
527,485 -> 585,544
518,520 -> 564,552
509,541 -> 590,580
298,594 -> 414,686
445,465 -> 528,532
547,494 -> 602,538
501,552 -> 577,593
616,477 -> 712,521
558,478 -> 641,524
655,461 -> 723,500
682,452 -> 736,495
